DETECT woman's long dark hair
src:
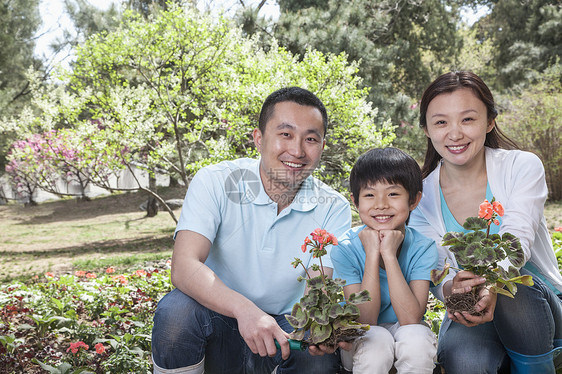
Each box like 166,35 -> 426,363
419,71 -> 518,178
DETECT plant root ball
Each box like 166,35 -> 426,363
444,292 -> 485,317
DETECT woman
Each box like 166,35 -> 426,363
409,71 -> 562,373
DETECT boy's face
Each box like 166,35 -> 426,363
353,181 -> 421,232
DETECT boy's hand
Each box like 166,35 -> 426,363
378,230 -> 404,259
308,341 -> 353,356
358,226 -> 381,257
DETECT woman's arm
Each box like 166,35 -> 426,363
490,150 -> 548,268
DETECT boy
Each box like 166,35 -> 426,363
331,147 -> 438,374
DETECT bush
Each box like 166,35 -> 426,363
499,64 -> 562,200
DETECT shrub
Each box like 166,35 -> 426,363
499,64 -> 562,200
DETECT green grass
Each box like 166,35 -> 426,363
72,251 -> 173,272
0,186 -> 184,283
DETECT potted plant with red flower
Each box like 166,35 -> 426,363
431,198 -> 534,315
284,228 -> 371,349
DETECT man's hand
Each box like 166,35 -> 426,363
235,306 -> 291,360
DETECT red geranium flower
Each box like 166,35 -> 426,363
478,200 -> 493,220
492,201 -> 504,216
95,343 -> 106,354
67,341 -> 89,354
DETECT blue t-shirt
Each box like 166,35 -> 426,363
330,226 -> 438,324
175,158 -> 352,315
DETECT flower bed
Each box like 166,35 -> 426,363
0,261 -> 173,373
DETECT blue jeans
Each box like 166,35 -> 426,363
437,269 -> 562,373
152,288 -> 341,374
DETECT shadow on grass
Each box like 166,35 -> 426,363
7,186 -> 185,225
0,236 -> 174,259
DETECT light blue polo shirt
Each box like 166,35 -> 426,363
175,158 -> 352,315
331,226 -> 438,324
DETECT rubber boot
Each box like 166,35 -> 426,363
506,348 -> 555,374
554,339 -> 562,371
153,356 -> 204,374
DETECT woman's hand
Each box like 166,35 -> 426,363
449,285 -> 497,326
447,271 -> 496,327
448,270 -> 486,295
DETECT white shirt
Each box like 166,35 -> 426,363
410,147 -> 562,301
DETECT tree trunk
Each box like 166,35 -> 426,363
145,174 -> 158,217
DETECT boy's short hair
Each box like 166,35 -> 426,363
258,87 -> 328,135
350,147 -> 422,206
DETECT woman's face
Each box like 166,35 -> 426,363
424,88 -> 494,169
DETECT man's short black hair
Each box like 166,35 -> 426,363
258,87 -> 328,135
350,147 -> 422,207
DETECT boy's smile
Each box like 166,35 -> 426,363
354,181 -> 420,232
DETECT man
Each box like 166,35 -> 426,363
152,87 -> 351,373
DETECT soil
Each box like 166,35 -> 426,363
315,328 -> 367,349
444,290 -> 485,316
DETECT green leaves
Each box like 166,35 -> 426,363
347,289 -> 371,304
430,263 -> 450,286
434,198 -> 530,300
463,217 -> 488,231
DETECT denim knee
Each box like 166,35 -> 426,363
438,321 -> 507,374
152,289 -> 210,368
495,270 -> 562,355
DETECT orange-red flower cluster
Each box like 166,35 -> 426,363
555,227 -> 562,232
478,199 -> 504,226
301,228 -> 338,258
112,274 -> 128,285
67,341 -> 89,354
95,343 -> 106,354
75,270 -> 97,278
106,267 -> 115,274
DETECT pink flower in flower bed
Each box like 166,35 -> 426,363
95,343 -> 106,354
67,341 -> 89,354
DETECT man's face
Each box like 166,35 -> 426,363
253,101 -> 325,195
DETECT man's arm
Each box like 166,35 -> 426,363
172,230 -> 291,359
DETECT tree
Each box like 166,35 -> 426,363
238,0 -> 461,123
473,0 -> 561,88
0,0 -> 43,170
4,4 -> 394,220
499,63 -> 562,200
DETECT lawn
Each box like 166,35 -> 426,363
0,186 -> 184,283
